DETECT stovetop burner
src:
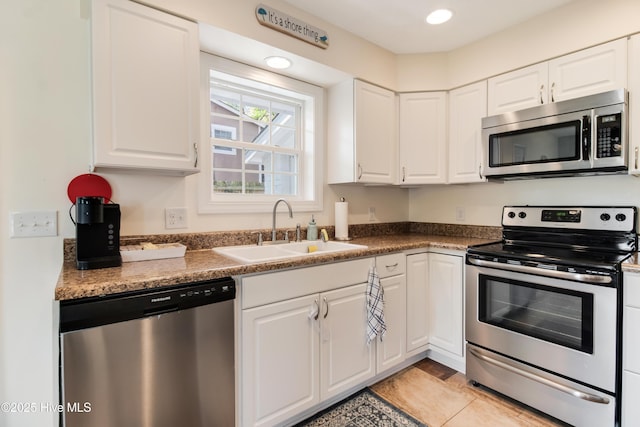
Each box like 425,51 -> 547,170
469,241 -> 632,270
467,205 -> 638,274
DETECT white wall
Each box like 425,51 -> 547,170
3,0 -> 640,426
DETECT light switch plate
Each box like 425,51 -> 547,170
11,211 -> 58,237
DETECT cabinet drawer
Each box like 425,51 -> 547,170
376,253 -> 406,278
625,273 -> 640,307
241,258 -> 372,309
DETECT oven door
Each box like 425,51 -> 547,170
465,262 -> 618,393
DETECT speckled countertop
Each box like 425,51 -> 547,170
55,223 -> 500,301
623,253 -> 640,273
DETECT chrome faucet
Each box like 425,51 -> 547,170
272,198 -> 293,242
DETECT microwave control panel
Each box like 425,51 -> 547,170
596,113 -> 622,158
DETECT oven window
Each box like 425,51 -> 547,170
489,120 -> 581,167
478,275 -> 594,353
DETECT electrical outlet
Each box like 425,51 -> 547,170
11,211 -> 58,237
368,207 -> 376,222
456,206 -> 466,222
165,208 -> 188,229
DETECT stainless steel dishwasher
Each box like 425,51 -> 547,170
59,277 -> 236,427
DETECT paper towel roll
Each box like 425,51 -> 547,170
335,201 -> 349,240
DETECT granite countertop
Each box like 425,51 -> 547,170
623,253 -> 640,273
55,233 -> 496,301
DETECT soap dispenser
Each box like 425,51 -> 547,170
307,215 -> 318,241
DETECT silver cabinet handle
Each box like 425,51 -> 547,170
357,163 -> 363,180
468,257 -> 612,284
323,297 -> 329,319
402,166 -> 406,182
551,82 -> 556,103
478,164 -> 483,179
385,262 -> 399,271
313,299 -> 319,320
539,84 -> 544,104
193,143 -> 199,168
635,146 -> 638,170
467,346 -> 609,404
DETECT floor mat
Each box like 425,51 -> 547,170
294,388 -> 428,426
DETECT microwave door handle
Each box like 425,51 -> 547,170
582,114 -> 591,161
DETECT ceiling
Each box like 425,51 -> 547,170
282,0 -> 574,54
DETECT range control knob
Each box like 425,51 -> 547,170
507,211 -> 516,219
600,213 -> 611,221
518,211 -> 527,219
616,213 -> 627,222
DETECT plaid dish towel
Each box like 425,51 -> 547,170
366,266 -> 386,343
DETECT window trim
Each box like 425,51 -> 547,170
198,54 -> 324,214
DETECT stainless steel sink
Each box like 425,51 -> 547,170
213,241 -> 367,264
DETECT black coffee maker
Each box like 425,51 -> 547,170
75,196 -> 122,270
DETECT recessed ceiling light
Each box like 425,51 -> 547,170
265,56 -> 292,69
426,9 -> 453,25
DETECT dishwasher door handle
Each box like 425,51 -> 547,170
143,305 -> 179,317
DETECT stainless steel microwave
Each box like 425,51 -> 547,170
481,89 -> 628,180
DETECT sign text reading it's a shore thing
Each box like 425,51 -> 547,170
256,4 -> 329,49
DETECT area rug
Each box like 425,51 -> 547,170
295,388 -> 428,426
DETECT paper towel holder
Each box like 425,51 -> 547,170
334,197 -> 352,241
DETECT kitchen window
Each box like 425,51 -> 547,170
199,54 -> 324,213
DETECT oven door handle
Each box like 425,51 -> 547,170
467,346 -> 610,404
467,257 -> 612,284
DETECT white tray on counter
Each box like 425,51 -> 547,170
120,243 -> 186,263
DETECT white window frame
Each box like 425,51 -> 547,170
199,53 -> 324,214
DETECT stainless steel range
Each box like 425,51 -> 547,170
466,206 -> 637,427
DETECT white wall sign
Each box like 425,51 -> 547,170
256,4 -> 329,49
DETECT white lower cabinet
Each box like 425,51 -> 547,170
241,294 -> 320,427
320,284 -> 375,400
239,256 -> 405,427
427,251 -> 465,371
406,252 -> 429,356
622,271 -> 640,426
375,253 -> 407,373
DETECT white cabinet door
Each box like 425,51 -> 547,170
623,272 -> 640,426
327,80 -> 397,184
487,63 -> 548,115
406,253 -> 429,356
628,34 -> 640,175
399,92 -> 447,184
320,283 -> 375,400
376,274 -> 407,373
549,39 -> 627,103
355,80 -> 398,184
428,252 -> 464,357
448,81 -> 487,183
241,294 -> 320,427
91,0 -> 199,175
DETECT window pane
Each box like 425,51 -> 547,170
242,95 -> 272,123
213,170 -> 242,193
273,173 -> 297,195
213,146 -> 239,168
245,150 -> 269,172
244,171 -> 265,194
273,153 -> 297,173
271,126 -> 296,149
243,121 -> 266,143
272,101 -> 296,125
210,88 -> 241,117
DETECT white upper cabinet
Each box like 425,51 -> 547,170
488,39 -> 627,116
91,0 -> 200,175
399,92 -> 448,184
448,81 -> 487,184
487,63 -> 547,115
328,80 -> 397,184
628,34 -> 640,175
